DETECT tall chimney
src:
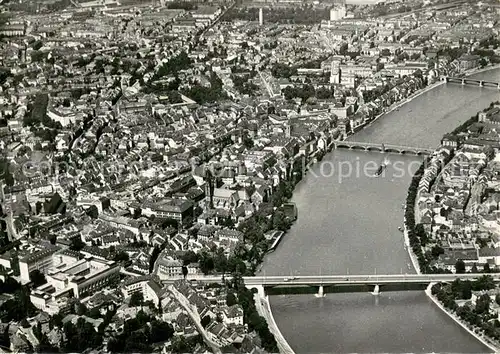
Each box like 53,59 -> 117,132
259,8 -> 263,26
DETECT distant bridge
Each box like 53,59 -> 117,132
332,140 -> 434,156
243,273 -> 500,297
442,76 -> 500,89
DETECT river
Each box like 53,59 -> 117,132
259,68 -> 500,353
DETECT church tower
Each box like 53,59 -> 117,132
204,168 -> 214,209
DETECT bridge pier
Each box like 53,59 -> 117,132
315,285 -> 325,298
461,79 -> 465,85
479,81 -> 483,87
371,284 -> 380,296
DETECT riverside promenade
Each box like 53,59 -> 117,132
403,222 -> 421,275
254,293 -> 295,354
361,79 -> 446,131
425,283 -> 500,353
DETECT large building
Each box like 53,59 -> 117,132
30,253 -> 120,314
155,253 -> 183,280
121,275 -> 164,307
141,198 -> 194,225
19,245 -> 61,283
458,54 -> 480,71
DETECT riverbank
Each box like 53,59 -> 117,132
461,63 -> 500,78
425,283 -> 499,353
360,63 -> 500,134
254,294 -> 295,354
358,79 -> 446,132
403,221 -> 421,275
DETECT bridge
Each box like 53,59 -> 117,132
243,273 -> 500,297
332,140 -> 434,156
159,273 -> 500,297
442,76 -> 500,89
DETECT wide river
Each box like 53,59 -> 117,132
259,68 -> 500,353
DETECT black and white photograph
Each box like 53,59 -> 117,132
0,0 -> 499,352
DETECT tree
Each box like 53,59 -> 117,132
62,318 -> 102,352
415,224 -> 429,246
29,269 -> 47,287
214,248 -> 228,276
50,312 -> 63,329
150,320 -> 174,343
88,307 -> 101,319
76,302 -> 87,316
226,292 -> 237,306
455,259 -> 466,274
129,292 -> 144,307
0,286 -> 37,322
272,210 -> 291,231
201,315 -> 211,328
461,281 -> 472,300
473,275 -> 495,291
199,251 -> 214,274
171,336 -> 191,354
483,263 -> 491,273
181,250 -> 199,265
242,135 -> 254,149
476,294 -> 490,314
114,251 -> 129,263
431,245 -> 444,259
85,205 -> 99,219
69,238 -> 85,251
471,263 -> 479,273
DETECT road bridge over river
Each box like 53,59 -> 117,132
442,76 -> 500,89
244,273 -> 500,297
332,140 -> 435,156
160,273 -> 500,297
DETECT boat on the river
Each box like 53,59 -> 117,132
374,164 -> 385,176
374,157 -> 390,177
398,226 -> 403,232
